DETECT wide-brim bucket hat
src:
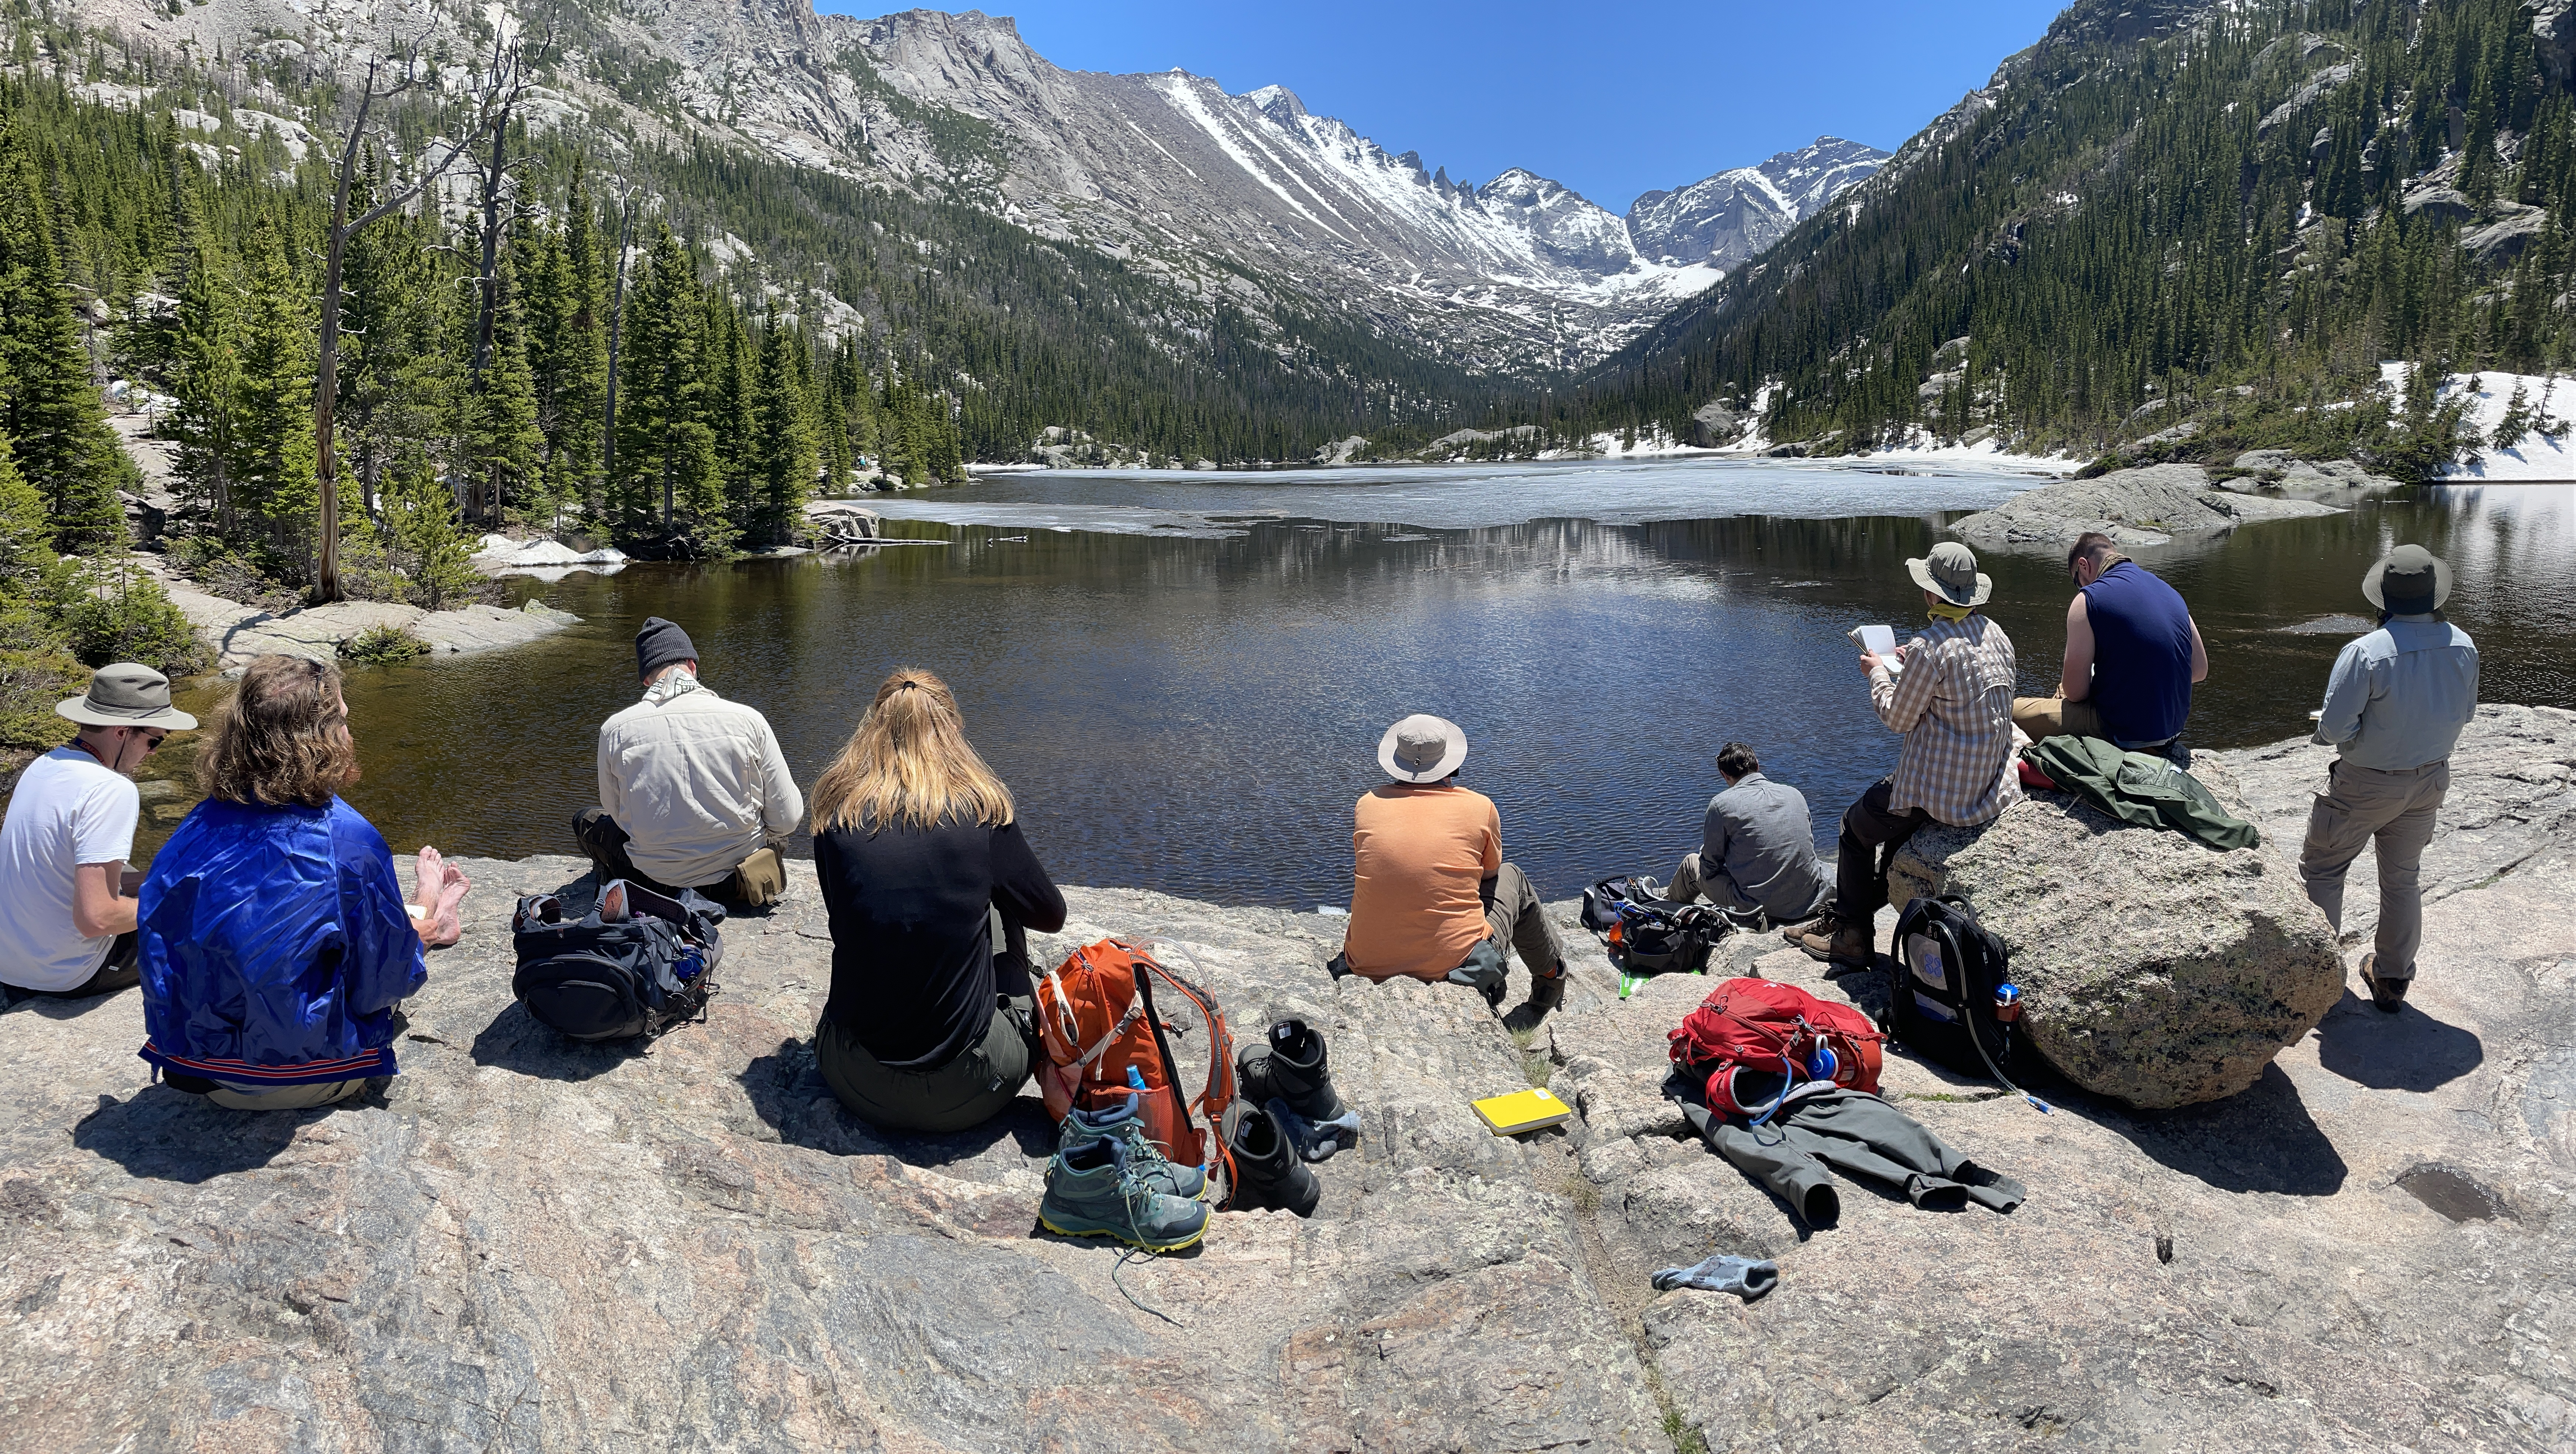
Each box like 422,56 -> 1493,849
2361,543 -> 2452,614
56,662 -> 197,731
1378,713 -> 1468,783
1906,540 -> 1993,608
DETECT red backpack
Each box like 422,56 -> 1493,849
1668,978 -> 1883,1119
1036,939 -> 1237,1187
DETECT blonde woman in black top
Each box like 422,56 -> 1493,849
807,668 -> 1066,1133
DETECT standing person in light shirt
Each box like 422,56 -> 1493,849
2299,545 -> 2479,1013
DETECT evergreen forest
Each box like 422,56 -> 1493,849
1555,0 -> 2576,469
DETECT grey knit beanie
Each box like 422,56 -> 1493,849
635,616 -> 698,678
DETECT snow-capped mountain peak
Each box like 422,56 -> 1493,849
1627,136 -> 1892,269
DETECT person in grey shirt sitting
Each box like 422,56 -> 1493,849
2300,545 -> 2479,1013
1666,742 -> 1832,925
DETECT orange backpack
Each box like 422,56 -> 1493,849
1036,938 -> 1237,1188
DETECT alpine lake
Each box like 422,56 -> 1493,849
140,459 -> 2576,909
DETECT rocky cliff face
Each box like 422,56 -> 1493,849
3,710 -> 2572,1448
54,0 -> 1880,373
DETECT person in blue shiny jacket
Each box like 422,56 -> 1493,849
137,656 -> 472,1110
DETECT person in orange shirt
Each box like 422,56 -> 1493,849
1336,714 -> 1569,1021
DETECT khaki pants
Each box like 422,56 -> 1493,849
2011,694 -> 2103,742
206,1078 -> 369,1111
2299,759 -> 2448,982
1480,863 -> 1565,977
816,997 -> 1036,1134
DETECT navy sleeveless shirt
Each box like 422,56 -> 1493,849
2080,560 -> 2195,745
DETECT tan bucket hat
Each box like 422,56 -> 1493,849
1907,541 -> 1992,608
1378,713 -> 1467,783
56,663 -> 198,731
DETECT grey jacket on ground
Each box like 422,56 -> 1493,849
1681,1087 -> 2024,1226
1697,773 -> 1831,921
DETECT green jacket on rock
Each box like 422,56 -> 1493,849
2019,735 -> 2260,851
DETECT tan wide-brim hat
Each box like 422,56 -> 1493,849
1378,713 -> 1468,783
56,662 -> 197,731
1907,540 -> 1993,607
2361,543 -> 2453,614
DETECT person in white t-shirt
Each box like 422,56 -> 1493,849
0,663 -> 198,1008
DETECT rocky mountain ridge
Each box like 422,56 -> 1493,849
47,0 -> 1883,374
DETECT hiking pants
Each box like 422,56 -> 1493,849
203,1078 -> 369,1112
2299,759 -> 2449,982
1480,863 -> 1565,977
573,808 -> 748,905
1683,1089 -> 2025,1226
1837,777 -> 1928,926
817,995 -> 1037,1135
1668,853 -> 1761,916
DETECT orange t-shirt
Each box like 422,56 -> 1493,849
1343,783 -> 1502,981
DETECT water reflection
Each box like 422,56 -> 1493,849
138,483 -> 2570,909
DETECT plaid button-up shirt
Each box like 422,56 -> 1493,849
1870,613 -> 2022,826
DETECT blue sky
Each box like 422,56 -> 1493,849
813,1 -> 2074,210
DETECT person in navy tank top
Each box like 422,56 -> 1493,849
2010,532 -> 2206,757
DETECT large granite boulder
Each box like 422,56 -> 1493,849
1948,462 -> 2338,549
1886,755 -> 2344,1109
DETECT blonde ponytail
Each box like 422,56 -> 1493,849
808,668 -> 1015,833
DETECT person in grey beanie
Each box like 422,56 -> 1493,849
574,616 -> 804,906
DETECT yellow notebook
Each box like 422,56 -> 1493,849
1473,1087 -> 1573,1136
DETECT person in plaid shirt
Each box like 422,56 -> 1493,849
1793,541 -> 2022,966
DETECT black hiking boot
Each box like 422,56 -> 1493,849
1238,1018 -> 1363,1162
1239,1018 -> 1350,1124
1223,1101 -> 1320,1217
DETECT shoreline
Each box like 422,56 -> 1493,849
133,554 -> 583,675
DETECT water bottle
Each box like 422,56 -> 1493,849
1127,1065 -> 1148,1092
675,946 -> 705,983
1994,983 -> 2023,1022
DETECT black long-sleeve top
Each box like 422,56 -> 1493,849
814,817 -> 1068,1070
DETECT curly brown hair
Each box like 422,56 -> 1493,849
196,655 -> 358,807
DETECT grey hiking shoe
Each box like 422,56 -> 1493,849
1058,1093 -> 1207,1200
1040,1134 -> 1210,1252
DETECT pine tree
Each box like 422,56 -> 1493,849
610,225 -> 730,555
0,404 -> 51,589
526,161 -> 608,519
750,310 -> 818,543
0,119 -> 128,553
337,151 -> 455,520
460,247 -> 545,524
228,216 -> 322,570
379,449 -> 477,610
164,238 -> 238,536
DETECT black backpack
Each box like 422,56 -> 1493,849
1581,876 -> 1752,976
1884,894 -> 2051,1112
511,881 -> 725,1042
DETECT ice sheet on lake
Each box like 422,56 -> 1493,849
868,457 -> 2054,536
